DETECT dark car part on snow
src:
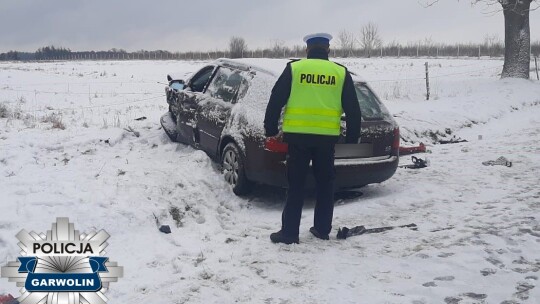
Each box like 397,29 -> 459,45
159,225 -> 172,234
134,116 -> 147,121
153,213 -> 172,234
399,156 -> 429,169
337,223 -> 418,239
439,137 -> 468,144
399,142 -> 426,155
482,156 -> 512,167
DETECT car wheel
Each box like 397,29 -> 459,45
221,143 -> 252,195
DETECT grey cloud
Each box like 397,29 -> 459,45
0,0 -> 538,52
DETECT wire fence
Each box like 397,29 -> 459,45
0,58 -> 535,116
367,65 -> 502,83
2,43 -> 540,61
4,88 -> 163,96
30,95 -> 166,113
1,64 -> 503,101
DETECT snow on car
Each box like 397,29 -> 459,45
161,59 -> 399,195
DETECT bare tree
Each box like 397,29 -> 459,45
422,0 -> 538,79
291,44 -> 304,58
337,30 -> 356,57
229,36 -> 247,59
484,34 -> 501,47
359,22 -> 382,58
484,34 -> 503,57
269,39 -> 291,58
422,37 -> 436,56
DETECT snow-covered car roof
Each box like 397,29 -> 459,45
214,58 -> 279,77
168,58 -> 367,84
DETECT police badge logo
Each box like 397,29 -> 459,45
1,218 -> 123,304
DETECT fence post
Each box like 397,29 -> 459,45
397,45 -> 400,58
478,46 -> 481,59
425,62 -> 430,101
535,57 -> 539,80
457,45 -> 460,58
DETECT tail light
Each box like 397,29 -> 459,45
392,127 -> 400,155
265,137 -> 288,153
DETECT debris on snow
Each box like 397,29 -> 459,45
159,225 -> 172,234
399,142 -> 427,155
482,156 -> 513,167
399,156 -> 429,169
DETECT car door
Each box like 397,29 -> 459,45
197,67 -> 246,157
175,66 -> 216,145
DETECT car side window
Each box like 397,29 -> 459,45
205,67 -> 245,103
189,66 -> 214,93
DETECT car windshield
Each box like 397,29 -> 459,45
354,83 -> 390,121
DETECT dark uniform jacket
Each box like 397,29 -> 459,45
264,49 -> 361,145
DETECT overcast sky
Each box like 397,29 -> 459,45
1,0 -> 539,52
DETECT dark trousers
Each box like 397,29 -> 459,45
281,143 -> 336,237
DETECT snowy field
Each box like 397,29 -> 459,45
1,58 -> 540,304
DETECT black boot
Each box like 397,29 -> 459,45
270,230 -> 299,244
309,227 -> 329,240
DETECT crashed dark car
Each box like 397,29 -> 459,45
161,59 -> 399,195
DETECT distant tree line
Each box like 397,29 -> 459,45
1,39 -> 539,62
0,51 -> 20,60
35,46 -> 71,60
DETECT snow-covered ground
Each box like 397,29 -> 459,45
1,58 -> 539,304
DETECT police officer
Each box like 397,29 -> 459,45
264,33 -> 361,244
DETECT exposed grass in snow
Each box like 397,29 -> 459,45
41,112 -> 65,130
0,102 -> 9,118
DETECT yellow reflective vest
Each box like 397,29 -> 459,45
283,59 -> 346,136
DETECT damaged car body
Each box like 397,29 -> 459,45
161,59 -> 399,195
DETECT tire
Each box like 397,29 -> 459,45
221,142 -> 252,195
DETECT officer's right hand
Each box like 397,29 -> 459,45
267,132 -> 283,142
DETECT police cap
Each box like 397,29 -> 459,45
303,33 -> 333,46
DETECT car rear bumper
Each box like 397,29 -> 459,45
333,156 -> 399,188
245,148 -> 399,189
